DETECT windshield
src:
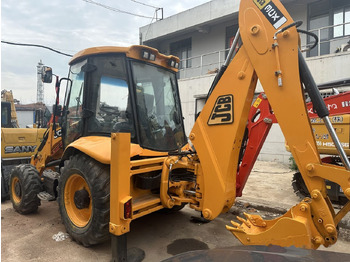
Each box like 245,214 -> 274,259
131,61 -> 187,151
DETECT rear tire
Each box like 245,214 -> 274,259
9,164 -> 42,214
292,172 -> 310,199
2,164 -> 10,201
58,153 -> 110,246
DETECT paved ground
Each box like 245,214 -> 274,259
2,161 -> 350,261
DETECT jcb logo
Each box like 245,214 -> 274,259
54,129 -> 62,139
208,95 -> 234,125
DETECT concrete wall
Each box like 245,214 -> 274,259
146,19 -> 236,79
178,74 -> 215,135
306,52 -> 350,84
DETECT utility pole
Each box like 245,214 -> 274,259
37,60 -> 44,103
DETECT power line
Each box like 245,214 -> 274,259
130,0 -> 160,10
82,0 -> 154,19
1,40 -> 73,57
129,0 -> 163,20
145,10 -> 158,40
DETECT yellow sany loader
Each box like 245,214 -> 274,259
9,0 -> 350,261
1,90 -> 46,201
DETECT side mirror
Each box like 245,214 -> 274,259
41,66 -> 53,83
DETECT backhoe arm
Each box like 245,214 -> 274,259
189,0 -> 350,249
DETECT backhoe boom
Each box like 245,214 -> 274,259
189,0 -> 350,249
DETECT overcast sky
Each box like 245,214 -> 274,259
1,0 -> 209,105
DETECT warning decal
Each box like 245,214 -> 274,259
253,0 -> 287,29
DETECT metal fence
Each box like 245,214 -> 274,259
307,21 -> 350,57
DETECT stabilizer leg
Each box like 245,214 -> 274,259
111,234 -> 127,262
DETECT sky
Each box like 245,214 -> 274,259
1,0 -> 209,105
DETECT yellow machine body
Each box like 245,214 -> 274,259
107,0 -> 350,250
311,114 -> 350,155
1,128 -> 46,159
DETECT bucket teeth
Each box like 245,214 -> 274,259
242,212 -> 267,227
230,220 -> 242,228
237,215 -> 251,228
226,221 -> 244,233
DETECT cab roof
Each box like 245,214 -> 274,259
69,45 -> 180,72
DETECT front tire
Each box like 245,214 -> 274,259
9,164 -> 42,214
58,153 -> 110,246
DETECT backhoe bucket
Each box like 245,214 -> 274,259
227,202 -> 326,249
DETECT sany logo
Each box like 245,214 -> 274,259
5,145 -> 37,154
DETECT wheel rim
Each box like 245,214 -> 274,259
64,174 -> 92,227
11,177 -> 22,204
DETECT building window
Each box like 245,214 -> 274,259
170,38 -> 192,69
309,14 -> 330,57
308,0 -> 350,57
333,6 -> 350,37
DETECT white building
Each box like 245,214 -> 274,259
140,0 -> 350,163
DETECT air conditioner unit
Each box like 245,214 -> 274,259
341,42 -> 350,52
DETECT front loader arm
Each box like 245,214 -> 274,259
190,0 -> 350,249
31,124 -> 63,175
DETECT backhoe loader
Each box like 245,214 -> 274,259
9,0 -> 350,260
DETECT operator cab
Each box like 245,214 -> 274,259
1,102 -> 12,128
62,46 -> 187,152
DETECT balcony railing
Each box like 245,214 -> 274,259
178,23 -> 350,79
307,21 -> 350,57
178,49 -> 229,79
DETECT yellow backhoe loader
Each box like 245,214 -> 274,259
9,0 -> 350,261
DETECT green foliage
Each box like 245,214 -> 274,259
289,156 -> 298,171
